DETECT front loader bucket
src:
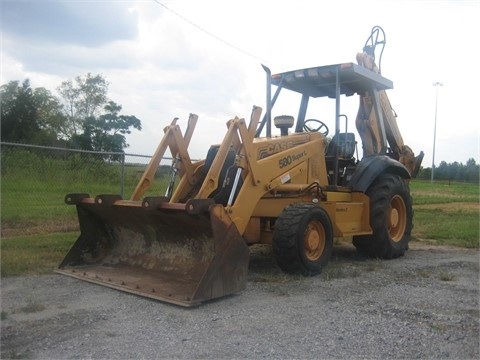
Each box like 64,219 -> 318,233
56,195 -> 249,307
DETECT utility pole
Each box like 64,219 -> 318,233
431,82 -> 443,183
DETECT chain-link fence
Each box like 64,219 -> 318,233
1,142 -> 175,238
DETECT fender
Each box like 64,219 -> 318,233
349,155 -> 410,193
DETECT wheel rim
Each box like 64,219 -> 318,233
388,195 -> 407,242
304,221 -> 326,261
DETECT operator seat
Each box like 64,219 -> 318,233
325,133 -> 357,186
326,133 -> 356,158
203,145 -> 241,205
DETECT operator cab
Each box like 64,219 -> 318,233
257,62 -> 393,186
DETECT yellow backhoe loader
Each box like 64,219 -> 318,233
57,26 -> 423,307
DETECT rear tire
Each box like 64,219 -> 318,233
273,203 -> 333,276
353,174 -> 412,259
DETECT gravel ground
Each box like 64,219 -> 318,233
1,242 -> 479,359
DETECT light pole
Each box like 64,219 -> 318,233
431,81 -> 443,183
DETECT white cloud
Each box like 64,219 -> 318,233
2,0 -> 138,46
1,0 -> 479,165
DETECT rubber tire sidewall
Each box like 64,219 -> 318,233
353,174 -> 413,259
273,204 -> 333,276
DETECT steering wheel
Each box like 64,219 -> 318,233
303,119 -> 329,136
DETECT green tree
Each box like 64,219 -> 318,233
1,80 -> 38,142
33,87 -> 68,142
57,73 -> 108,137
465,158 -> 479,183
1,80 -> 64,144
417,159 -> 479,183
69,101 -> 141,155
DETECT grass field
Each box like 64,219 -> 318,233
410,180 -> 479,248
1,178 -> 478,277
1,166 -> 169,235
0,232 -> 79,277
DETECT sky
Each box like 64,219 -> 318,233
1,0 -> 479,166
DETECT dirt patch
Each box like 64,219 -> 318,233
414,202 -> 479,212
1,219 -> 79,238
1,243 -> 479,359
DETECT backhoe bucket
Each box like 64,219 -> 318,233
56,194 -> 249,307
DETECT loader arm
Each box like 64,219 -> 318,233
130,114 -> 198,201
193,107 -> 262,201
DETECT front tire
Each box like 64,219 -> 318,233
273,203 -> 333,276
353,174 -> 413,259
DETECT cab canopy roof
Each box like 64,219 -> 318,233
271,62 -> 393,98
